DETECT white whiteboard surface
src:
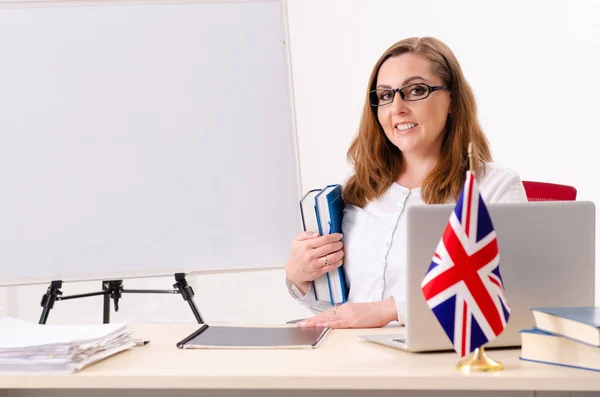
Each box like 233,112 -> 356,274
0,0 -> 300,286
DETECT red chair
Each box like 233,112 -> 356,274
522,181 -> 577,202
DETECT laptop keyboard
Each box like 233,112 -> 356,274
391,332 -> 406,344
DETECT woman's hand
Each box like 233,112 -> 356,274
297,297 -> 398,329
284,231 -> 344,295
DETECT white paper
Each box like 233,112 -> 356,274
0,317 -> 134,374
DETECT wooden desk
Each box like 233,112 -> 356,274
1,324 -> 600,395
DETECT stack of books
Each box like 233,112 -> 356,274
0,316 -> 135,374
299,184 -> 348,305
520,306 -> 600,372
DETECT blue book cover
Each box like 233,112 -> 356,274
520,328 -> 554,336
530,307 -> 600,328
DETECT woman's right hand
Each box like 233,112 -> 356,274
284,231 -> 345,296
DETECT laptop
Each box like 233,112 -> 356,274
361,201 -> 595,352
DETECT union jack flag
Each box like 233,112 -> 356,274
421,170 -> 510,357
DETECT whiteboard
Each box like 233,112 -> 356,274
0,0 -> 301,286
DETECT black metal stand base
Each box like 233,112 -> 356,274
39,273 -> 203,325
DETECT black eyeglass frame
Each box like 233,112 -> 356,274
369,83 -> 448,106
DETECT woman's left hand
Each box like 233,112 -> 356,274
297,297 -> 398,329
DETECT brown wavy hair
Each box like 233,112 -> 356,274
343,37 -> 491,207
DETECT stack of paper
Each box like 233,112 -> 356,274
0,316 -> 135,374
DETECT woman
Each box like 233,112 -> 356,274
285,37 -> 527,329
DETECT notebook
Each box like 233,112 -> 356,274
176,325 -> 330,349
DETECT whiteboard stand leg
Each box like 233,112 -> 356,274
39,280 -> 63,324
39,281 -> 109,324
114,273 -> 204,323
102,280 -> 123,324
103,281 -> 111,324
38,274 -> 204,324
173,273 -> 204,324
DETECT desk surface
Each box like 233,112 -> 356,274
1,324 -> 600,391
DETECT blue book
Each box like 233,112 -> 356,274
530,307 -> 600,346
520,327 -> 600,372
314,184 -> 348,305
298,184 -> 348,305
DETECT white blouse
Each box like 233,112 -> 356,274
286,162 -> 528,324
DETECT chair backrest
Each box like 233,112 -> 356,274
522,181 -> 577,202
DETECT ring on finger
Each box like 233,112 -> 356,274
322,255 -> 329,266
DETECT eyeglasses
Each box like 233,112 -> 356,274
369,83 -> 447,107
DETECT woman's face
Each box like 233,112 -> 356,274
375,53 -> 451,159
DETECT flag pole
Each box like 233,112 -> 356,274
456,142 -> 504,373
468,142 -> 474,175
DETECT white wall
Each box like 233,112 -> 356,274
287,0 -> 600,304
0,288 -> 7,318
289,0 -> 600,193
2,0 -> 599,324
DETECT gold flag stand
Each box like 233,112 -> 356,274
456,346 -> 504,373
456,143 -> 504,373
